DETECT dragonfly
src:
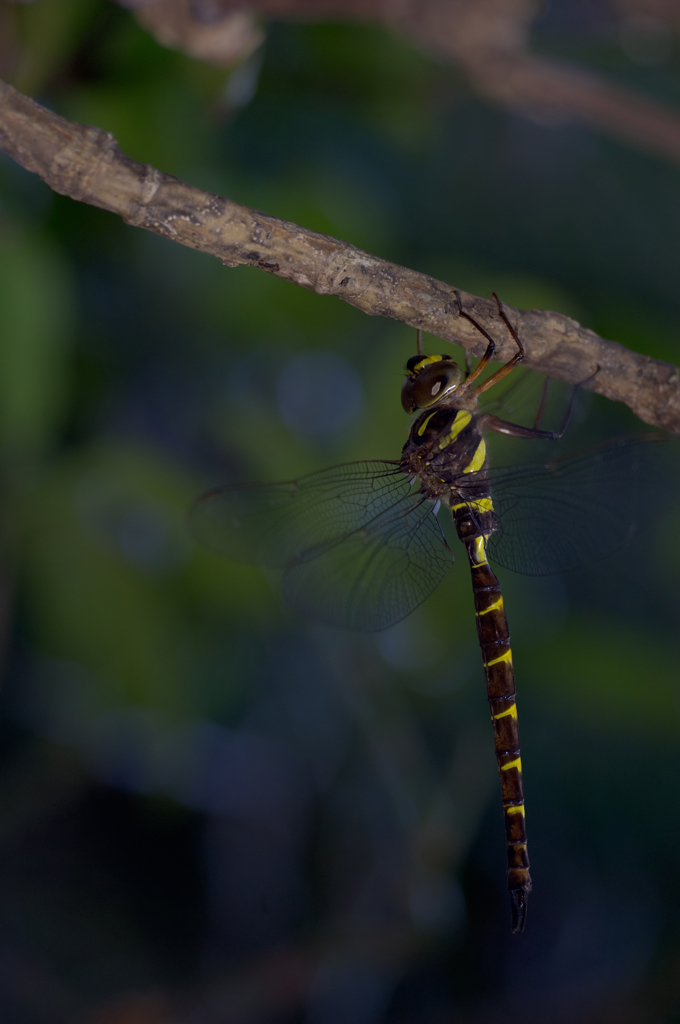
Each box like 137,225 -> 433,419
192,293 -> 663,933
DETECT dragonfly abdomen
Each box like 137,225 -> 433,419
453,502 -> 532,932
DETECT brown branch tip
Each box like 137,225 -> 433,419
0,77 -> 679,435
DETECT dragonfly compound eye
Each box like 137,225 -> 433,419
401,356 -> 463,413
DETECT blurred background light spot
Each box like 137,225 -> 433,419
374,613 -> 445,673
224,47 -> 263,110
115,504 -> 175,569
74,473 -> 189,572
276,350 -> 364,447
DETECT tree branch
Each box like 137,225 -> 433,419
1,77 -> 679,434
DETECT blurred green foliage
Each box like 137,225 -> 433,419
0,229 -> 73,471
1,1 -> 680,1021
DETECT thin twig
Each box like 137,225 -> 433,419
1,78 -> 679,434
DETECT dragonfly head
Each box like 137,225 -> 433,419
401,354 -> 464,413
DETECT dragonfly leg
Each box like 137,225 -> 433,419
471,294 -> 525,398
482,413 -> 564,441
481,365 -> 600,440
454,290 -> 496,387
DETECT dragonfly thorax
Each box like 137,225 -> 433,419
400,403 -> 490,506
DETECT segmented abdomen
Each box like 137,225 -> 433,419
453,497 -> 532,931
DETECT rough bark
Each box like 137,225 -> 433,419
1,78 -> 679,434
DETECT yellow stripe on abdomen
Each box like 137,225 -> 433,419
470,535 -> 488,566
452,496 -> 494,514
493,703 -> 517,721
478,596 -> 504,616
486,648 -> 513,668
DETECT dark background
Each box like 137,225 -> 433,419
1,2 -> 680,1021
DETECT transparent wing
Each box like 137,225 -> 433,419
281,493 -> 452,631
191,461 -> 453,630
469,435 -> 668,576
192,461 -> 408,568
481,367 -> 579,431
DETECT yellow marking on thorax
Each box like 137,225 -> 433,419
493,703 -> 517,720
412,354 -> 443,372
470,535 -> 487,566
439,410 -> 471,449
501,757 -> 522,772
452,496 -> 494,514
478,596 -> 504,617
463,438 -> 487,474
505,805 -> 525,816
486,648 -> 513,668
417,411 -> 438,437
